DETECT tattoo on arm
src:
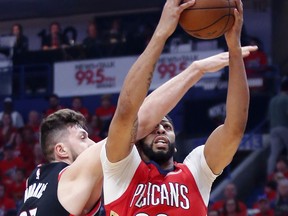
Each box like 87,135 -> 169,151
131,118 -> 138,143
146,64 -> 155,90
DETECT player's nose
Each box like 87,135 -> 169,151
156,124 -> 166,134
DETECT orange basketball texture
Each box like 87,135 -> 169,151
179,0 -> 236,40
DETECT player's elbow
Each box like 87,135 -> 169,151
224,120 -> 247,140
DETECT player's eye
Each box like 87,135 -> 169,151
164,124 -> 172,130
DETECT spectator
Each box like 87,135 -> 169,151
0,183 -> 16,216
253,194 -> 274,216
104,18 -> 126,56
11,23 -> 29,55
0,97 -> 24,129
32,143 -> 46,166
106,18 -> 125,44
87,114 -> 103,142
70,96 -> 90,121
268,156 -> 288,184
95,94 -> 116,137
41,21 -> 69,50
267,77 -> 288,176
6,168 -> 26,209
13,131 -> 32,173
82,21 -> 103,58
0,145 -> 25,186
0,113 -> 17,149
25,110 -> 41,139
221,198 -> 246,216
272,178 -> 288,216
264,181 -> 277,203
211,183 -> 247,215
244,36 -> 268,77
44,94 -> 64,117
22,126 -> 38,147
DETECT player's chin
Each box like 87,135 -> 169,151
153,147 -> 168,153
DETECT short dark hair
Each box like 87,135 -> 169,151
165,114 -> 174,129
40,108 -> 86,162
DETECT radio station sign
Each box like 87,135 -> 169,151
54,50 -> 223,97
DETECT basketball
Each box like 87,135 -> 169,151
179,0 -> 237,40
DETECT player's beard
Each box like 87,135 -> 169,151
138,139 -> 175,166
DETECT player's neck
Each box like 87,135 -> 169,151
148,157 -> 174,171
158,158 -> 174,170
52,157 -> 72,165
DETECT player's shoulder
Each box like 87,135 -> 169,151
187,145 -> 205,158
28,162 -> 69,182
182,145 -> 205,168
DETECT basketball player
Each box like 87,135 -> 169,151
100,0 -> 250,215
18,0 -> 256,215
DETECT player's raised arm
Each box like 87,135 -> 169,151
137,45 -> 257,140
105,0 -> 195,163
203,0 -> 250,174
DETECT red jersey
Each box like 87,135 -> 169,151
105,161 -> 207,215
101,145 -> 217,216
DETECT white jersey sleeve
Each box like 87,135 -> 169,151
183,145 -> 220,206
100,144 -> 141,204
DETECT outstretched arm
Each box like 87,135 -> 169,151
105,0 -> 195,163
137,46 -> 257,140
204,0 -> 249,174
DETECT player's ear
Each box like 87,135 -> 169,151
55,143 -> 69,158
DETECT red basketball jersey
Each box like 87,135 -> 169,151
104,161 -> 207,216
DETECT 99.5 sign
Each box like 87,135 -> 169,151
74,68 -> 115,86
156,61 -> 187,79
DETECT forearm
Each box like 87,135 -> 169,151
117,32 -> 168,118
137,62 -> 204,139
106,0 -> 196,162
58,142 -> 104,215
225,46 -> 250,134
106,27 -> 171,161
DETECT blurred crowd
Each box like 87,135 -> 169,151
207,156 -> 288,216
0,94 -> 116,215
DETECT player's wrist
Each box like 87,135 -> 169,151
228,46 -> 242,58
191,61 -> 206,76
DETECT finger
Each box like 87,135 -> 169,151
179,0 -> 195,11
233,7 -> 241,21
241,45 -> 258,52
235,0 -> 243,15
242,51 -> 250,58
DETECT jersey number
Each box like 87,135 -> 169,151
19,208 -> 37,216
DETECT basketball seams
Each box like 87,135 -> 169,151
185,6 -> 236,11
185,14 -> 234,32
179,0 -> 236,40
